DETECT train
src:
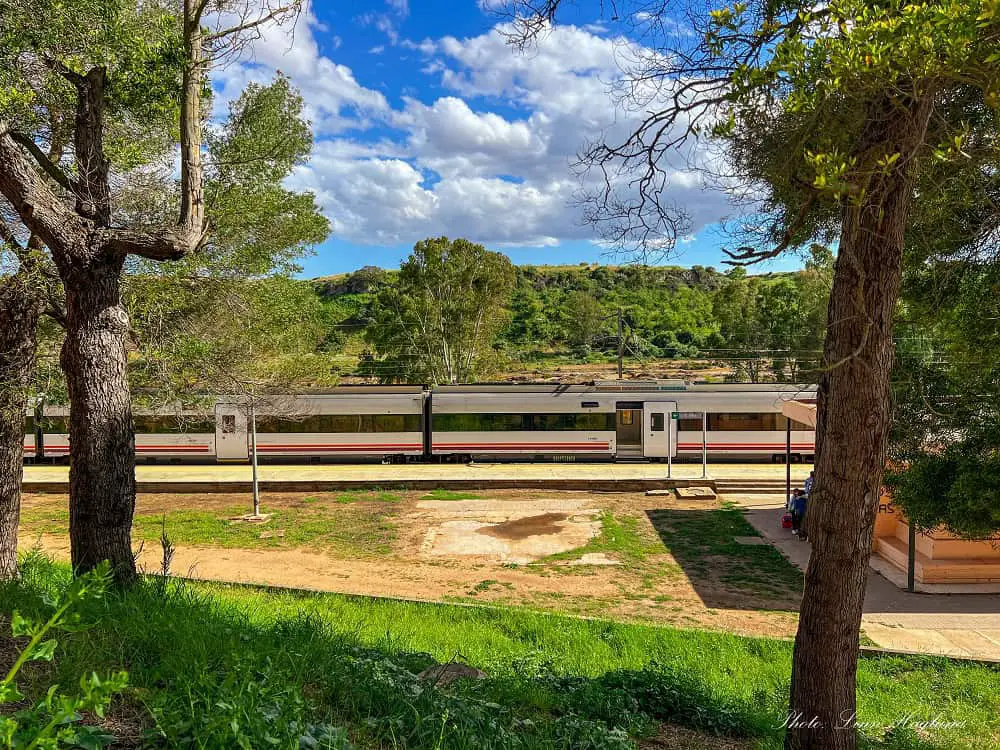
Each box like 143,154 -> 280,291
23,381 -> 817,464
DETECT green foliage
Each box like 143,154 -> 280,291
560,292 -> 606,348
890,261 -> 1000,538
0,556 -> 995,750
707,247 -> 831,382
147,656 -> 353,749
711,0 -> 1000,257
0,0 -> 184,167
202,74 -> 329,277
124,75 -> 333,399
0,562 -> 128,749
887,425 -> 1000,538
365,237 -> 516,384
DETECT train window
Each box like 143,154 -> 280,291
651,413 -> 664,432
134,415 -> 215,434
38,417 -> 69,433
678,417 -> 702,431
706,413 -> 810,431
221,415 -> 236,434
255,414 -> 421,433
619,410 -> 634,426
23,417 -> 34,433
434,413 -> 616,431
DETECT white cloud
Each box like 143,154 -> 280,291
212,4 -> 389,135
213,11 -> 730,254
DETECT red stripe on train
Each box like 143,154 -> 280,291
433,443 -> 610,449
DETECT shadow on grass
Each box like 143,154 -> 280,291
644,507 -> 804,613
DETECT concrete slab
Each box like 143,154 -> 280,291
419,503 -> 601,564
733,536 -> 767,546
567,553 -> 621,566
675,487 -> 717,499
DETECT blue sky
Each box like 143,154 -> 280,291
213,1 -> 808,277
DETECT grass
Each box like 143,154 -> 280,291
1,555 -> 996,749
420,489 -> 483,501
645,505 -> 804,598
535,507 -> 801,604
20,495 -> 401,557
541,513 -> 664,566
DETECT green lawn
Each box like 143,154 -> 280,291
420,489 -> 484,501
0,555 -> 995,749
644,505 -> 805,598
20,492 -> 401,556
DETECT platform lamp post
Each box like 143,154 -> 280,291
785,417 -> 791,502
249,400 -> 261,518
701,411 -> 708,479
667,413 -> 672,479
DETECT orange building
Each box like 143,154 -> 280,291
781,401 -> 1000,590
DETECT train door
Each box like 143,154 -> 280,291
214,402 -> 249,461
615,401 -> 644,457
643,401 -> 678,459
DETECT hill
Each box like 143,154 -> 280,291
309,260 -> 827,384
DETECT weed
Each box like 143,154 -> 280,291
421,489 -> 483,501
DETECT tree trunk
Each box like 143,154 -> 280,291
180,1 -> 205,230
0,276 -> 42,580
61,252 -> 137,583
786,93 -> 935,750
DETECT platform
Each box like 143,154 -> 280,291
21,462 -> 811,493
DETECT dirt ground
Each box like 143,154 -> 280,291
20,489 -> 801,638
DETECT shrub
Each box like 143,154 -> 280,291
0,562 -> 128,749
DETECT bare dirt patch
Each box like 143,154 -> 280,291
20,489 -> 802,638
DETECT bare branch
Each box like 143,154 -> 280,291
204,3 -> 300,44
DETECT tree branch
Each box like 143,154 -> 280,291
204,4 -> 300,43
41,55 -> 86,87
0,123 -> 87,255
98,223 -> 208,261
8,131 -> 76,193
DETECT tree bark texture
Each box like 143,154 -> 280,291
786,92 -> 935,750
60,251 -> 137,582
0,274 -> 43,580
180,0 -> 205,231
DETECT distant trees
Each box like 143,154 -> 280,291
561,292 -> 605,349
365,238 -> 515,384
710,247 -> 832,382
316,259 -> 833,381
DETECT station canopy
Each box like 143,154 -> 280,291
781,400 -> 817,428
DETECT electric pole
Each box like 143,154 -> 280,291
617,308 -> 624,380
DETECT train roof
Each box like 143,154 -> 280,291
432,381 -> 816,394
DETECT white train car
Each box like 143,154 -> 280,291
27,382 -> 816,464
23,410 -> 35,461
430,381 -> 816,462
36,406 -> 217,461
673,384 -> 815,461
430,385 -> 620,458
214,387 -> 425,461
